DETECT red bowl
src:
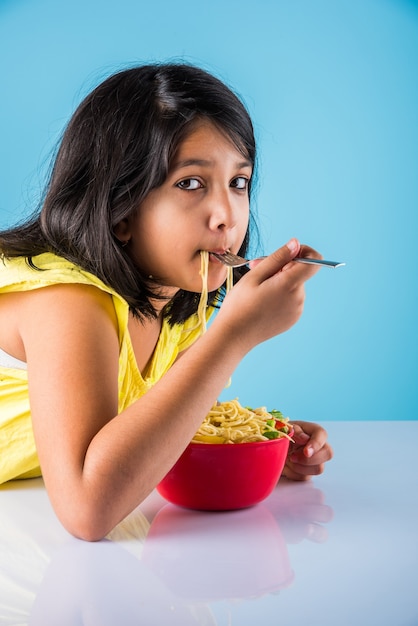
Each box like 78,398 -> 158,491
157,433 -> 292,511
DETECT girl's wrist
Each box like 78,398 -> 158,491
205,316 -> 253,361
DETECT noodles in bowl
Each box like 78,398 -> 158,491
157,399 -> 293,511
192,398 -> 292,444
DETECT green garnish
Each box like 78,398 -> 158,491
246,406 -> 290,440
263,430 -> 280,440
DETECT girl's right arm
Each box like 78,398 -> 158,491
20,240 -> 320,540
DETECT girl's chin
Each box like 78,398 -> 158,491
181,277 -> 227,295
163,264 -> 227,293
207,278 -> 229,294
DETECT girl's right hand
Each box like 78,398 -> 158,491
213,238 -> 322,351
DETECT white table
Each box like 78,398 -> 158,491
1,421 -> 417,625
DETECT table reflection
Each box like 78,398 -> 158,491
142,503 -> 294,601
266,479 -> 334,544
0,479 -> 333,625
29,538 -> 213,626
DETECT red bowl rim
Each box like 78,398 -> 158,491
187,429 -> 293,450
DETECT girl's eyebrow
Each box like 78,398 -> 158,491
172,158 -> 252,171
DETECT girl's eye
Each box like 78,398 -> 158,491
177,178 -> 203,190
231,176 -> 249,190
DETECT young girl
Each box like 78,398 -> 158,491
0,63 -> 332,540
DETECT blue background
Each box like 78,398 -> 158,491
1,0 -> 417,422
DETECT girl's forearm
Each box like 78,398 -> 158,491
62,321 -> 249,539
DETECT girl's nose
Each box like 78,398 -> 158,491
208,195 -> 237,231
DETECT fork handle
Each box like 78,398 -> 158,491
294,258 -> 345,268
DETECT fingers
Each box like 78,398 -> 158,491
290,424 -> 311,446
285,421 -> 333,481
284,458 -> 328,480
248,238 -> 301,280
282,463 -> 314,481
295,244 -> 323,262
218,238 -> 324,349
281,243 -> 324,278
291,421 -> 331,457
249,240 -> 322,284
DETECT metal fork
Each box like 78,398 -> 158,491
211,251 -> 345,268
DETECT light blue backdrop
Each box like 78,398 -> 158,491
1,0 -> 417,421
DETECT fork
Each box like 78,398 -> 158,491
211,251 -> 345,268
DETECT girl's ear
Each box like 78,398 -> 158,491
113,218 -> 132,244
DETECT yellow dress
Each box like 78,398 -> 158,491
0,253 -> 209,484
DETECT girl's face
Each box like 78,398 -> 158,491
119,120 -> 252,296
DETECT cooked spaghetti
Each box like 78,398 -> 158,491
192,398 -> 292,444
197,250 -> 233,334
197,250 -> 209,334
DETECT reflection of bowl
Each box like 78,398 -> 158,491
143,504 -> 294,601
157,434 -> 291,511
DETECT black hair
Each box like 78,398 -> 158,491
0,62 -> 258,323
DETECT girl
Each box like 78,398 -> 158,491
0,63 -> 332,540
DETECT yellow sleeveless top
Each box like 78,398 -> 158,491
0,253 -> 210,483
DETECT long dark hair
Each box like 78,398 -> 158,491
0,63 -> 258,323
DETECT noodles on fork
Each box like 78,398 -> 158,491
197,250 -> 233,334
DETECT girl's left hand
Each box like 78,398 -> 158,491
282,420 -> 333,481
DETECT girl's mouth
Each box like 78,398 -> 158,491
207,249 -> 230,263
209,252 -> 223,264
